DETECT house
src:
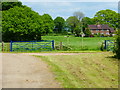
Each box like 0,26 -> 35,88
88,24 -> 115,36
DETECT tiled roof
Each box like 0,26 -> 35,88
88,24 -> 115,32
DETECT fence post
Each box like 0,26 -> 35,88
52,40 -> 54,50
10,41 -> 12,52
104,40 -> 107,49
2,41 -> 4,52
60,42 -> 63,50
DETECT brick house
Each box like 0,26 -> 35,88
88,24 -> 115,36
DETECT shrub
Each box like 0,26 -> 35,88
113,29 -> 120,59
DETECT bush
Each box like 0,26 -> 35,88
113,29 -> 120,59
114,37 -> 120,59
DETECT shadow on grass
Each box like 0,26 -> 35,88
106,55 -> 119,60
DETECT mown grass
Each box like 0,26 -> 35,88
42,36 -> 114,51
36,52 -> 118,88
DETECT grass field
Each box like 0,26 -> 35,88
42,36 -> 114,51
37,52 -> 118,88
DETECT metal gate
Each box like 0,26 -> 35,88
10,40 -> 54,52
104,40 -> 115,51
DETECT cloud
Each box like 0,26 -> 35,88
21,2 -> 118,19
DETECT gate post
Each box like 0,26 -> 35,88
104,40 -> 107,49
52,40 -> 54,50
10,41 -> 13,52
2,41 -> 4,52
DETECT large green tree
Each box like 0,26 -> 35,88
82,17 -> 95,28
2,1 -> 23,11
82,17 -> 95,36
93,9 -> 118,29
54,17 -> 65,33
42,14 -> 54,34
2,6 -> 44,41
66,16 -> 79,33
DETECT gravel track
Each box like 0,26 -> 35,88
2,53 -> 61,88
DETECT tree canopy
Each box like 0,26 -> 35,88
93,9 -> 118,29
42,14 -> 54,34
2,6 -> 44,41
54,17 -> 65,33
2,1 -> 23,11
66,16 -> 79,33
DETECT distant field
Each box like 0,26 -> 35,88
42,36 -> 114,51
37,52 -> 118,88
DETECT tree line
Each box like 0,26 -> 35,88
2,1 -> 119,42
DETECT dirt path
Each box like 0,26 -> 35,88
20,52 -> 98,56
2,53 -> 61,88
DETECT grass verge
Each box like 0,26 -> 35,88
36,52 -> 118,88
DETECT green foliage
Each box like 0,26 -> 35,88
54,17 -> 65,33
74,26 -> 81,37
114,29 -> 120,59
93,9 -> 118,29
2,6 -> 44,41
66,16 -> 79,33
82,17 -> 95,31
42,14 -> 54,34
84,28 -> 91,37
2,1 -> 23,11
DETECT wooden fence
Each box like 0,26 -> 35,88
0,42 -> 10,52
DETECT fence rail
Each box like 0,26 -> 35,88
0,40 -> 54,52
10,40 -> 54,52
104,40 -> 115,51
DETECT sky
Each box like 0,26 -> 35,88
19,0 -> 119,20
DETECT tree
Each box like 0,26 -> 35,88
42,14 -> 54,34
74,25 -> 81,37
54,17 -> 65,33
93,9 -> 118,29
82,17 -> 95,28
2,6 -> 45,41
82,17 -> 95,36
114,4 -> 120,59
66,16 -> 79,33
73,11 -> 84,22
84,28 -> 91,37
2,1 -> 23,11
73,11 -> 85,37
114,29 -> 120,59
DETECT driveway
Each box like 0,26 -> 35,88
2,53 -> 61,88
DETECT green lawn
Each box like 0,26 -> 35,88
42,36 -> 114,51
37,52 -> 118,88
